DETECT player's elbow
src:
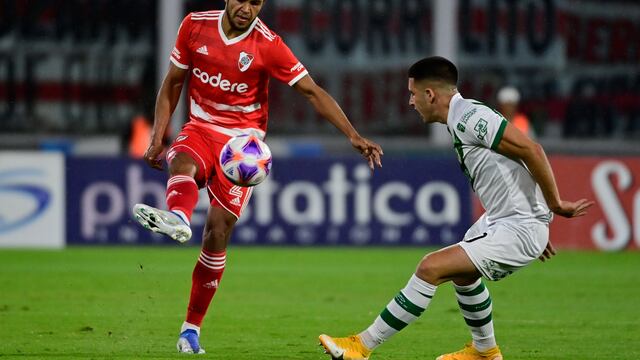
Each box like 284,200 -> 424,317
299,85 -> 320,101
522,141 -> 545,162
294,79 -> 323,100
532,142 -> 545,158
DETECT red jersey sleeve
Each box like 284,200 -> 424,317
170,14 -> 193,69
265,36 -> 309,86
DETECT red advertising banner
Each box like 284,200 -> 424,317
550,156 -> 640,251
473,156 -> 640,251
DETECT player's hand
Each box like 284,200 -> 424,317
550,199 -> 594,218
351,136 -> 383,170
143,143 -> 165,171
538,241 -> 556,262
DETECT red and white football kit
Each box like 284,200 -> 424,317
166,10 -> 308,218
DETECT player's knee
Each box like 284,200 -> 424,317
415,254 -> 443,285
202,227 -> 229,250
169,153 -> 198,177
203,226 -> 228,242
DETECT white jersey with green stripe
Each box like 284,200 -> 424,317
446,93 -> 551,225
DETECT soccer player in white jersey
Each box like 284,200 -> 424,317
131,0 -> 382,354
319,57 -> 593,360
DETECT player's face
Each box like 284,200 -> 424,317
225,0 -> 264,31
408,78 -> 434,123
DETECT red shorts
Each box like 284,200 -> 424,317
166,121 -> 263,219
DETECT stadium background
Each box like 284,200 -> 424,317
1,0 -> 638,250
1,1 -> 639,359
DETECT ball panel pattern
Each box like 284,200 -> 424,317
219,135 -> 272,187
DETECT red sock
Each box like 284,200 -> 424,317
166,175 -> 199,221
186,250 -> 226,326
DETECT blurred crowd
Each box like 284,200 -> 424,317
0,0 -> 638,144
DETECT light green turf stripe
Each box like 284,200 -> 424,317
464,313 -> 493,327
491,120 -> 508,150
380,308 -> 408,331
394,292 -> 425,317
458,296 -> 492,312
456,282 -> 486,297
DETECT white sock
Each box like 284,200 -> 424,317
359,274 -> 437,350
454,279 -> 497,352
181,321 -> 200,335
171,210 -> 190,226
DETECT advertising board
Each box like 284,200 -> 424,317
551,157 -> 640,251
66,157 -> 471,246
0,152 -> 65,248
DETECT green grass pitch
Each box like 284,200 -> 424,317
1,247 -> 638,359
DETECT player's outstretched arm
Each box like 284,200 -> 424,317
293,75 -> 383,169
144,63 -> 188,170
495,122 -> 594,218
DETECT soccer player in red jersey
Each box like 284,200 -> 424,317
132,0 -> 383,354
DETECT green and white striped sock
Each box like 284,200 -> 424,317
360,274 -> 437,349
454,279 -> 497,352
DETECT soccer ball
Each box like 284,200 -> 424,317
219,134 -> 272,187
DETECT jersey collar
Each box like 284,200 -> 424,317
447,93 -> 463,125
218,15 -> 260,46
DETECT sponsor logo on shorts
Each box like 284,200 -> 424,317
229,186 -> 243,206
167,150 -> 177,162
481,259 -> 513,280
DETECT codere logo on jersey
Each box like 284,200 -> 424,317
193,67 -> 249,94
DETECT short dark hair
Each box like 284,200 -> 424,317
408,56 -> 458,86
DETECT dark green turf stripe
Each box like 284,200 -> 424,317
456,282 -> 486,297
464,313 -> 493,327
380,308 -> 408,331
394,292 -> 425,317
458,297 -> 492,312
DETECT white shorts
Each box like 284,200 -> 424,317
458,214 -> 549,281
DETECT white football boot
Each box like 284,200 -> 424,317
176,329 -> 205,354
133,204 -> 192,243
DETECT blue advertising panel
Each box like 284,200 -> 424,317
67,157 -> 471,246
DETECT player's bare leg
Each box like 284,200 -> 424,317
133,153 -> 199,243
414,244 -> 481,285
320,245 -> 483,359
178,205 -> 237,354
415,246 -> 500,360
